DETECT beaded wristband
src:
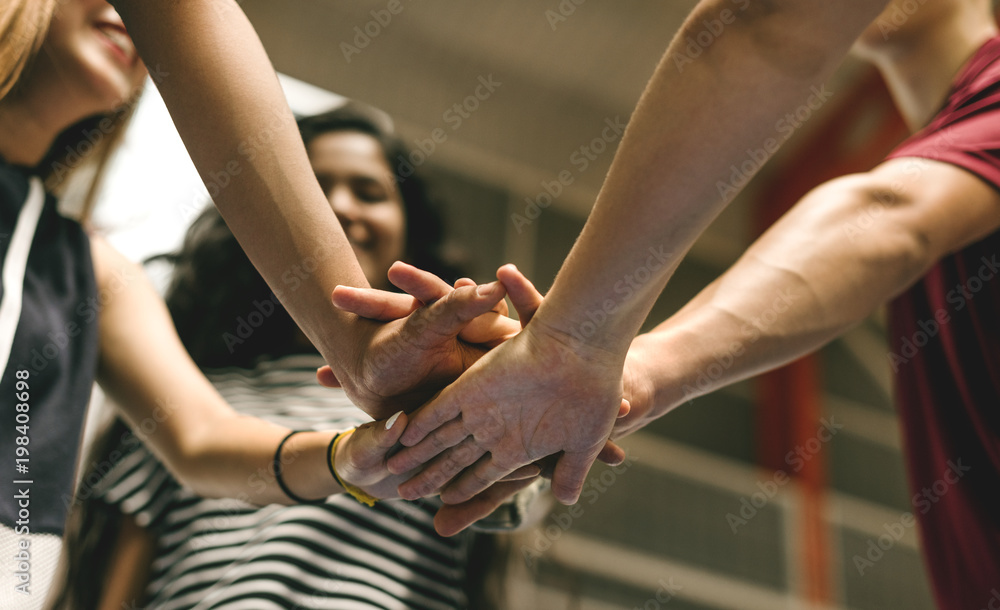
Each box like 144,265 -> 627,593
327,429 -> 379,507
274,430 -> 327,504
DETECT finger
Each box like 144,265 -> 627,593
433,478 -> 536,537
397,438 -> 487,500
457,311 -> 521,345
403,282 -> 508,350
338,411 -> 407,480
496,264 -> 543,327
439,455 -> 519,505
387,417 -> 468,473
550,449 -> 600,505
493,296 -> 509,318
400,388 -> 466,446
332,285 -> 420,320
596,440 -> 626,467
455,275 -> 515,325
500,464 -> 542,481
316,366 -> 341,388
387,261 -> 454,303
352,410 -> 407,453
618,398 -> 631,418
534,455 -> 559,479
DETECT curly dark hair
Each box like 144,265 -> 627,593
159,103 -> 465,369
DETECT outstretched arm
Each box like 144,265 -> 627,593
109,0 -> 370,396
425,156 -> 1000,534
618,157 -> 1000,436
108,0 -> 515,418
90,237 -> 500,505
384,0 -> 892,505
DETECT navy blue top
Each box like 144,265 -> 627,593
0,159 -> 98,536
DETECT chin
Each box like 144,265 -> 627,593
93,71 -> 143,111
79,47 -> 144,111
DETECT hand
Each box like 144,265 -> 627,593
333,262 -> 629,457
386,264 -> 629,507
610,340 -> 659,439
320,262 -> 521,419
433,478 -> 541,536
328,263 -> 521,347
334,412 -> 413,500
334,411 -> 543,499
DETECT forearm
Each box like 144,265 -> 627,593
176,417 -> 343,505
99,361 -> 347,505
91,237 -> 351,505
537,0 -> 888,355
111,0 -> 367,377
626,177 -> 935,428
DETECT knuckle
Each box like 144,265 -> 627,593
451,441 -> 479,465
469,469 -> 492,489
429,432 -> 449,452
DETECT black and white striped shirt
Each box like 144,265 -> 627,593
95,355 -> 475,610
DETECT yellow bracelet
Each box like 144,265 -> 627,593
327,429 -> 379,507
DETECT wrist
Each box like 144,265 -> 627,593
330,428 -> 356,487
329,428 -> 379,506
627,332 -> 697,417
526,308 -> 629,371
274,430 -> 338,504
323,318 -> 385,415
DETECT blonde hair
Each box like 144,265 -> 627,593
0,0 -> 139,222
0,0 -> 59,101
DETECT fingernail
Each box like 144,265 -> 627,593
477,282 -> 497,296
385,410 -> 402,430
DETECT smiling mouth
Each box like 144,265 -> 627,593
94,23 -> 137,66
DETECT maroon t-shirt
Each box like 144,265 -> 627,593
886,37 -> 1000,607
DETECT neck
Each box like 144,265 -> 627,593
0,60 -> 105,167
0,100 -> 68,167
869,10 -> 998,131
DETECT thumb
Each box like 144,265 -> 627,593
618,398 -> 631,418
316,366 -> 341,388
496,264 -> 543,327
550,448 -> 598,504
434,478 -> 536,537
340,411 -> 408,476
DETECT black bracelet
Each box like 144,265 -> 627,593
274,430 -> 327,504
326,433 -> 341,482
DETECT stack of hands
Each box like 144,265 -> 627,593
324,261 -> 656,536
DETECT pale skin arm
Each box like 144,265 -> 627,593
107,0 -> 510,419
418,157 -> 1000,534
384,0 -> 893,505
90,237 -> 524,505
109,0 -> 363,393
615,158 -> 1000,435
326,264 -> 628,534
